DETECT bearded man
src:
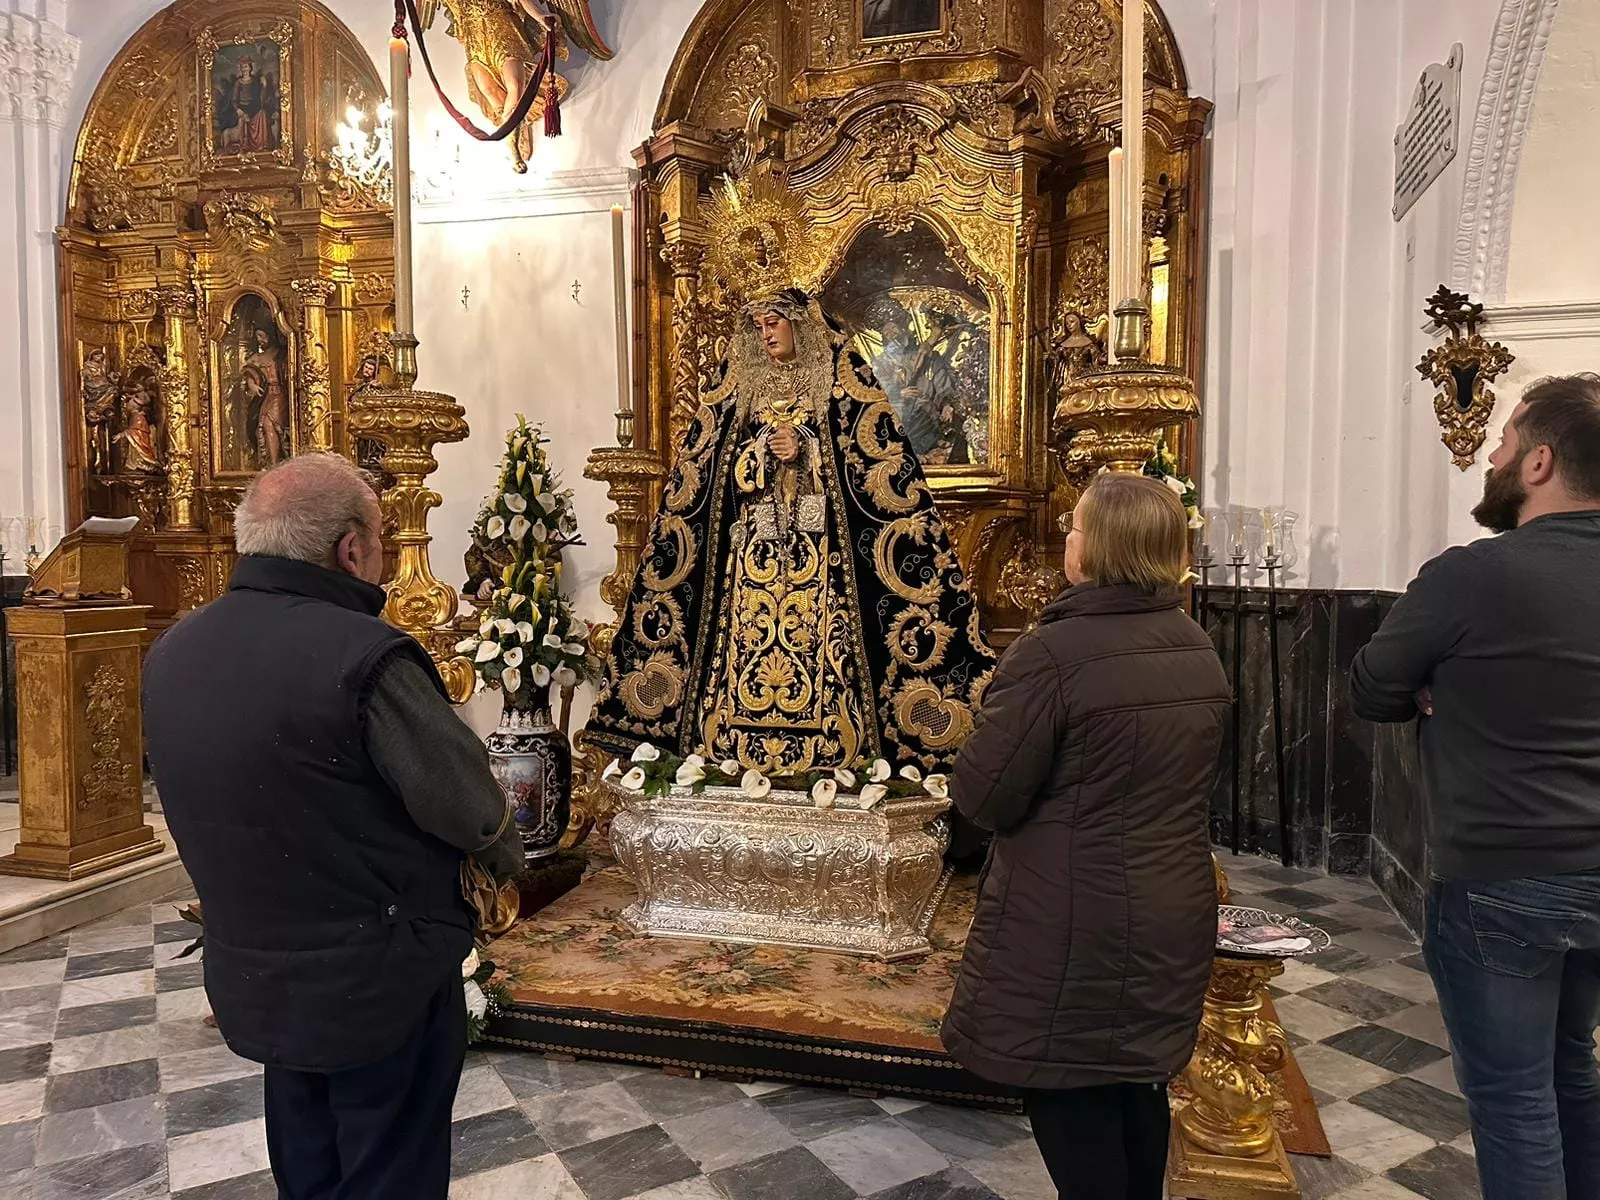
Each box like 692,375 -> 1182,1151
1351,374 -> 1600,1200
587,284 -> 992,778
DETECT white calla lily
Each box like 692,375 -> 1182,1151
544,633 -> 564,649
531,664 -> 551,687
536,492 -> 557,512
1162,474 -> 1188,495
620,766 -> 647,791
552,665 -> 577,689
485,515 -> 506,539
675,761 -> 707,786
811,778 -> 838,809
464,979 -> 488,1019
462,949 -> 480,979
507,594 -> 526,615
502,492 -> 527,513
528,474 -> 544,495
632,743 -> 663,763
496,618 -> 515,636
833,767 -> 857,789
533,521 -> 549,543
474,641 -> 501,663
502,647 -> 524,669
509,514 -> 531,542
455,637 -> 479,654
500,666 -> 522,693
563,642 -> 586,655
684,754 -> 706,768
857,783 -> 889,809
922,773 -> 949,799
899,764 -> 923,782
516,621 -> 536,643
602,759 -> 623,781
720,759 -> 741,776
870,759 -> 892,782
741,769 -> 772,800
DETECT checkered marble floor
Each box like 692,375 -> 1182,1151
0,858 -> 1515,1200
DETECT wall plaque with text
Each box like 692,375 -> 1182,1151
1394,43 -> 1463,220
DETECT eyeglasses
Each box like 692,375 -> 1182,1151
1056,511 -> 1077,535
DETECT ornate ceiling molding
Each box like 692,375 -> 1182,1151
1450,0 -> 1559,302
0,11 -> 80,127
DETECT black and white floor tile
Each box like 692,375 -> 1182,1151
0,857 -> 1540,1200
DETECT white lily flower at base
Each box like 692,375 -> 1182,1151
455,637 -> 479,654
464,979 -> 489,1019
632,743 -> 663,763
899,764 -> 924,783
923,773 -> 949,799
462,949 -> 480,979
741,769 -> 772,800
720,759 -> 741,776
676,761 -> 707,786
474,641 -> 501,663
602,759 -> 623,782
684,754 -> 706,768
620,766 -> 647,791
869,759 -> 892,783
857,783 -> 889,809
833,767 -> 857,789
811,778 -> 838,809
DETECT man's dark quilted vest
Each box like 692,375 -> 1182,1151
142,555 -> 474,1072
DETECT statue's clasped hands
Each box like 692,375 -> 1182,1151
770,424 -> 801,463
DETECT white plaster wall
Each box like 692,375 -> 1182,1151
1201,0 -> 1507,592
1504,0 -> 1600,305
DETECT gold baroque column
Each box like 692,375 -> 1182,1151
662,241 -> 706,438
1168,954 -> 1301,1199
157,287 -> 200,531
291,277 -> 338,452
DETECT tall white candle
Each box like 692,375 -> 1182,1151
1108,146 -> 1125,361
1121,0 -> 1145,304
611,204 -> 631,424
389,36 -> 414,337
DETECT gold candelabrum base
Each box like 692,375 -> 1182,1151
1055,300 -> 1201,475
348,332 -> 475,702
1168,855 -> 1301,1198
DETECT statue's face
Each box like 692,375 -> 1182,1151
753,312 -> 796,363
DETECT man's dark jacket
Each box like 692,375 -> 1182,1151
142,555 -> 475,1072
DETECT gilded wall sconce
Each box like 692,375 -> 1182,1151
1415,285 -> 1515,470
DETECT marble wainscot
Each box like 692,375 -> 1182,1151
1196,587 -> 1428,930
607,782 -> 952,960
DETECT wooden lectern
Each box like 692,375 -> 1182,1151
1,519 -> 163,879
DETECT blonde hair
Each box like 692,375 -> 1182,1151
1075,473 -> 1189,589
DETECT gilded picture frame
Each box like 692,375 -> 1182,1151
859,0 -> 948,44
208,288 -> 297,477
197,22 -> 295,171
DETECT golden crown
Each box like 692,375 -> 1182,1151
700,105 -> 824,309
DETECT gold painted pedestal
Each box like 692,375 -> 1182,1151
1,605 -> 163,880
1169,954 -> 1301,1199
609,782 -> 952,960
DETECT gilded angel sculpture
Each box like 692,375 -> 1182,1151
419,0 -> 613,173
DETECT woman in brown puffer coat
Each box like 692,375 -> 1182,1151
941,473 -> 1230,1200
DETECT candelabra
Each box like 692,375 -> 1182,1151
1192,506 -> 1299,864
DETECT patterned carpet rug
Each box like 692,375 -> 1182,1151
488,864 -> 1329,1155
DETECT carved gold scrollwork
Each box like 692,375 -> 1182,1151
291,278 -> 338,452
81,663 -> 136,816
1415,285 -> 1515,470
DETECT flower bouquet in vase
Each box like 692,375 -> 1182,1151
455,417 -> 599,864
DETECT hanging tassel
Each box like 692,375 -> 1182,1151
542,34 -> 561,137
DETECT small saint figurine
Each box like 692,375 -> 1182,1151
587,148 -> 993,775
82,347 -> 120,475
115,374 -> 161,475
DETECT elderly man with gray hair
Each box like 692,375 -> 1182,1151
142,452 -> 521,1200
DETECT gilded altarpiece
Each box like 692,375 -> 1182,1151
58,0 -> 396,638
592,0 -> 1211,651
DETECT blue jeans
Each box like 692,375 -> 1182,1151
1425,873 -> 1600,1200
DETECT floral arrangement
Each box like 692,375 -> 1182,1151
455,416 -> 599,705
463,947 -> 513,1044
600,743 -> 950,812
1141,435 -> 1203,530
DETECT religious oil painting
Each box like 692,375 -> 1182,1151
824,222 -> 992,467
199,25 -> 294,169
862,0 -> 944,41
214,292 -> 292,475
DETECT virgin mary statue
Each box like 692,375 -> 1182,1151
587,149 -> 993,776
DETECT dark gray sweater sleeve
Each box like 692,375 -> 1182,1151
364,656 -> 523,881
1350,546 -> 1474,723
